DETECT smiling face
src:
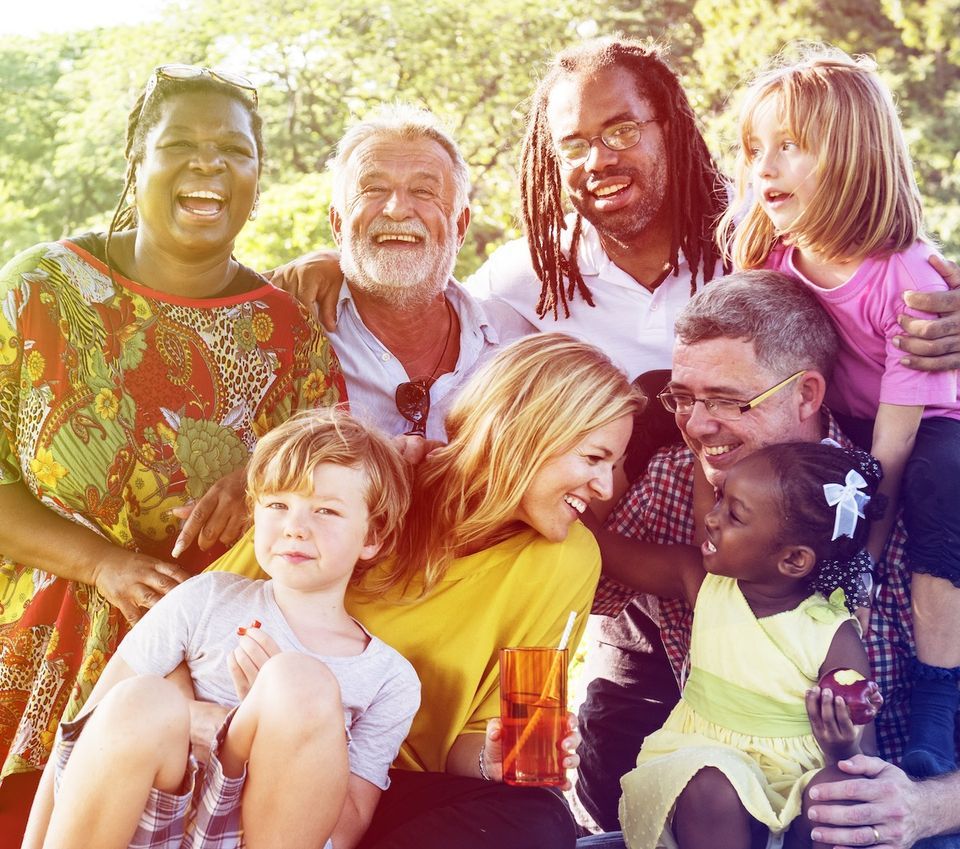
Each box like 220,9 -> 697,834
700,453 -> 786,582
332,134 -> 469,309
133,90 -> 259,261
513,414 -> 633,542
253,463 -> 382,596
671,337 -> 813,488
747,96 -> 820,235
546,66 -> 668,244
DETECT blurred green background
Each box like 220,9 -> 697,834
2,0 -> 958,276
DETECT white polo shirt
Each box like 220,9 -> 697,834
468,217 -> 709,382
327,278 -> 533,440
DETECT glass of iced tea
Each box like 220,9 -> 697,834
499,647 -> 567,787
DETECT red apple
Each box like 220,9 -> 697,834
818,668 -> 882,725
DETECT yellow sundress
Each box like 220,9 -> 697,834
619,573 -> 854,849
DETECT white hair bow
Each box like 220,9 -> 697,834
823,470 -> 871,541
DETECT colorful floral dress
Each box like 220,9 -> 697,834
619,574 -> 855,849
0,237 -> 345,779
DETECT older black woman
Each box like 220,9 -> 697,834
0,65 -> 344,832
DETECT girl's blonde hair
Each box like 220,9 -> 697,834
720,44 -> 925,269
247,407 -> 412,581
374,333 -> 644,596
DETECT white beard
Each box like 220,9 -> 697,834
341,216 -> 458,310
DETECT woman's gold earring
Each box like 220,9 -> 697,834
249,196 -> 260,221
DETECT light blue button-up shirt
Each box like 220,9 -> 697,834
326,278 -> 534,440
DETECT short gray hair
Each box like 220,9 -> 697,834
329,103 -> 470,215
674,269 -> 839,379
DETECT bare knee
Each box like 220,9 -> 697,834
795,765 -> 853,849
248,653 -> 342,725
678,767 -> 743,815
674,767 -> 758,849
95,676 -> 191,746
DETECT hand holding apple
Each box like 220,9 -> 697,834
807,668 -> 883,764
818,668 -> 883,725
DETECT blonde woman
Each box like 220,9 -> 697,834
214,332 -> 643,849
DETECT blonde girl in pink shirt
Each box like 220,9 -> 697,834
721,44 -> 960,779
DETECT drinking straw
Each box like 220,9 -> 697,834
557,610 -> 576,652
501,611 -> 576,776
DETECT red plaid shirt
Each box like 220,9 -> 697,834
592,411 -> 913,761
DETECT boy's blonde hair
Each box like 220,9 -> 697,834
721,44 -> 925,269
247,408 -> 412,579
375,334 -> 644,596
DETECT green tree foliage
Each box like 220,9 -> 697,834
1,0 -> 957,272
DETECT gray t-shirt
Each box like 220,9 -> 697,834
117,572 -> 420,790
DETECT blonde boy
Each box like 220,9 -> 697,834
24,409 -> 419,849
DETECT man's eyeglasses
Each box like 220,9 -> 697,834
142,64 -> 259,111
395,380 -> 431,437
657,370 -> 807,421
555,118 -> 660,168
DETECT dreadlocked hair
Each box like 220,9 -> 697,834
105,73 -> 264,279
520,37 -> 729,320
751,441 -> 887,612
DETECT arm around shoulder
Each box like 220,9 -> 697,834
897,253 -> 960,371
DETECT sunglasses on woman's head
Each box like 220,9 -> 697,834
141,64 -> 259,114
395,380 -> 431,438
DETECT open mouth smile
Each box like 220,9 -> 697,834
178,190 -> 226,216
373,233 -> 422,244
702,444 -> 738,457
591,180 -> 631,198
563,494 -> 587,514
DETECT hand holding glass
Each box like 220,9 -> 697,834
499,647 -> 568,786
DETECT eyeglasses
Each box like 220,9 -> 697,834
395,380 -> 431,437
142,64 -> 259,111
555,118 -> 660,168
657,370 -> 807,421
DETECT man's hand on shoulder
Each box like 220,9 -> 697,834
267,249 -> 343,330
897,255 -> 960,371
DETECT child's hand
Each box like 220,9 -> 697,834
189,700 -> 231,765
806,685 -> 865,764
228,623 -> 281,700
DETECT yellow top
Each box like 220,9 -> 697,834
209,521 -> 600,773
620,574 -> 854,848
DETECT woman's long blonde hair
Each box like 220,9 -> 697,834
720,44 -> 925,269
373,333 -> 643,596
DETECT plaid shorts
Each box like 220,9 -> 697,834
55,705 -> 246,848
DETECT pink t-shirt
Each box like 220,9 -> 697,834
767,241 -> 960,421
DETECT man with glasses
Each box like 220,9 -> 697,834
575,270 -> 918,840
471,38 -> 727,385
315,104 -> 530,449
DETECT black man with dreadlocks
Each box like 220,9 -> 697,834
0,65 -> 343,839
472,37 -> 726,387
